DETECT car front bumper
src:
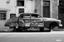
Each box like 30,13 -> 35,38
59,24 -> 63,28
59,24 -> 63,27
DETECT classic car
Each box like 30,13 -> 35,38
5,13 -> 62,32
18,13 -> 62,32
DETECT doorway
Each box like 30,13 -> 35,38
43,0 -> 50,18
43,6 -> 50,18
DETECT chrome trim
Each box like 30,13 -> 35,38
59,24 -> 63,27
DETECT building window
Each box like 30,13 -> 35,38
59,0 -> 64,14
43,2 -> 50,6
10,14 -> 16,18
43,6 -> 50,18
43,0 -> 50,2
17,0 -> 24,6
43,0 -> 50,17
19,8 -> 24,13
43,0 -> 50,6
0,11 -> 6,20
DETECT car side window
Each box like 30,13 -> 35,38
31,14 -> 41,18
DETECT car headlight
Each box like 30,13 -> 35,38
58,20 -> 63,26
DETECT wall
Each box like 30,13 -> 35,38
0,0 -> 17,19
0,0 -> 17,31
25,0 -> 35,13
35,0 -> 42,16
50,0 -> 59,19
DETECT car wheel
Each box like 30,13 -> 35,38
50,25 -> 59,31
52,26 -> 59,31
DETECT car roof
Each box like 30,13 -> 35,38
20,13 -> 38,14
19,13 -> 40,16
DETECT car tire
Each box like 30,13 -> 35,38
51,26 -> 59,31
50,25 -> 59,31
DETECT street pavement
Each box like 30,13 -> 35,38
0,31 -> 64,42
0,27 -> 64,32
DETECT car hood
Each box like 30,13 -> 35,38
23,17 -> 61,21
28,17 -> 61,22
40,17 -> 61,22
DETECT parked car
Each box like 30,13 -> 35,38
5,13 -> 63,32
18,13 -> 62,32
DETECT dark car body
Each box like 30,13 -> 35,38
4,13 -> 62,32
5,17 -> 18,28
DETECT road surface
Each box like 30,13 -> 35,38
0,31 -> 64,42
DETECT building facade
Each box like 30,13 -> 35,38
0,0 -> 59,30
